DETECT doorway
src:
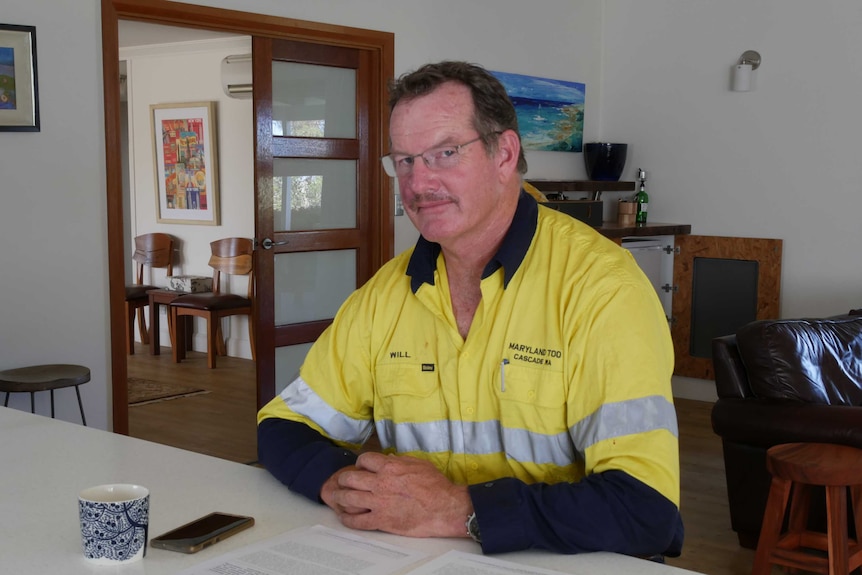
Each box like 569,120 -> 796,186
119,21 -> 258,462
102,0 -> 394,445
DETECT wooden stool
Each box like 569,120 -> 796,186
0,364 -> 90,426
752,443 -> 862,575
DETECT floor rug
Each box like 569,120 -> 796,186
128,377 -> 210,406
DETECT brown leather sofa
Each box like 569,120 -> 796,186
710,311 -> 862,548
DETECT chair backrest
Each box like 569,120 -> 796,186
132,233 -> 174,285
209,237 -> 254,297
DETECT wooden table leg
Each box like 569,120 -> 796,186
149,294 -> 161,355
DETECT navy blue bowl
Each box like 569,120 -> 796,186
584,143 -> 628,181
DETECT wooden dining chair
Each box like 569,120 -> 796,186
170,237 -> 255,369
125,233 -> 174,355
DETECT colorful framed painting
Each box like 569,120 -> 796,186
0,24 -> 40,132
492,71 -> 585,152
150,101 -> 220,225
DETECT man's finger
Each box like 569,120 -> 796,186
354,451 -> 389,472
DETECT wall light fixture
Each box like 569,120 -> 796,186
732,50 -> 761,92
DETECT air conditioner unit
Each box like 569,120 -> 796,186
221,53 -> 252,99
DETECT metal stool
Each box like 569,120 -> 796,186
0,364 -> 90,425
753,442 -> 862,575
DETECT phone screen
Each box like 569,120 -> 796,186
151,512 -> 254,553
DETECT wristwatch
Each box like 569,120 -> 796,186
465,512 -> 482,544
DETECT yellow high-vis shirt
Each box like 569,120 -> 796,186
259,193 -> 679,507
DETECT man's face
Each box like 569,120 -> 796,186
389,82 -> 513,249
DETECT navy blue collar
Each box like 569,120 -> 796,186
407,190 -> 538,293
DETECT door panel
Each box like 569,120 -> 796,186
274,250 -> 357,324
273,159 -> 357,230
272,61 -> 356,139
254,37 -> 387,406
671,235 -> 782,379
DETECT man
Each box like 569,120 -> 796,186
258,61 -> 684,557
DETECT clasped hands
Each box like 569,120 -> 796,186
320,451 -> 472,538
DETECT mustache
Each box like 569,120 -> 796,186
407,192 -> 458,211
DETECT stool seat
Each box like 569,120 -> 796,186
0,364 -> 90,425
753,442 -> 862,575
767,443 -> 862,486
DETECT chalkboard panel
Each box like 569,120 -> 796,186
690,258 -> 759,358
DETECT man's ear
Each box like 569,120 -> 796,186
495,129 -> 521,179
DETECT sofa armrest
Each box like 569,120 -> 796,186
712,335 -> 755,399
712,398 -> 862,448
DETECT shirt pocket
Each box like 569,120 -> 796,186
493,363 -> 568,432
374,363 -> 445,421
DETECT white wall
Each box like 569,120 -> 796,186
3,0 -> 861,429
121,36 -> 255,358
0,1 -> 110,427
601,0 -> 862,401
601,0 -> 862,318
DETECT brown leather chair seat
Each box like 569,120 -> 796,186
170,238 -> 255,369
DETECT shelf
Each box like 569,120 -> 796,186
595,222 -> 691,239
526,180 -> 636,194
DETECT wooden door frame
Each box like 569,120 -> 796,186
102,0 -> 394,434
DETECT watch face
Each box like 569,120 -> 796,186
467,513 -> 481,543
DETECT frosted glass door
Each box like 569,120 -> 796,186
253,36 -> 383,404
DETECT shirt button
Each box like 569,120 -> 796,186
465,406 -> 474,415
470,462 -> 479,470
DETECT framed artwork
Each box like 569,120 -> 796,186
491,70 -> 585,152
150,101 -> 220,225
0,23 -> 40,132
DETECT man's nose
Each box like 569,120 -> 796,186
405,156 -> 437,182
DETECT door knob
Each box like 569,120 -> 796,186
259,238 -> 289,250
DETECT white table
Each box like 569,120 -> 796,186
0,406 -> 703,574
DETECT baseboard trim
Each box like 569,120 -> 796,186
672,375 -> 717,402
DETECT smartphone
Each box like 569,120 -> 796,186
150,512 -> 254,554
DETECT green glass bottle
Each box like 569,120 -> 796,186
635,181 -> 649,224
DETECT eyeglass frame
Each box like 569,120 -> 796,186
381,131 -> 502,178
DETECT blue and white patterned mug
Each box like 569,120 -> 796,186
79,484 -> 149,564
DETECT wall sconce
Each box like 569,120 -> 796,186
732,50 -> 761,92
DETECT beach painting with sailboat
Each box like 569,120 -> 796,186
491,70 -> 585,152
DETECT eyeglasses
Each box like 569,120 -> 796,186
381,133 -> 498,178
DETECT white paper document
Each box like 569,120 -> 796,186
408,550 -> 571,575
177,525 -> 429,575
177,525 -> 572,575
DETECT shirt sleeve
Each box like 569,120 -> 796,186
257,417 -> 357,502
468,469 -> 684,556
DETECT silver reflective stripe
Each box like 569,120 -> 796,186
571,394 -> 679,454
279,376 -> 372,443
283,379 -> 677,466
376,419 -> 576,466
375,395 -> 677,466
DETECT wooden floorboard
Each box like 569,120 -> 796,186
665,398 -> 757,575
128,344 -> 756,574
127,343 -> 258,465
